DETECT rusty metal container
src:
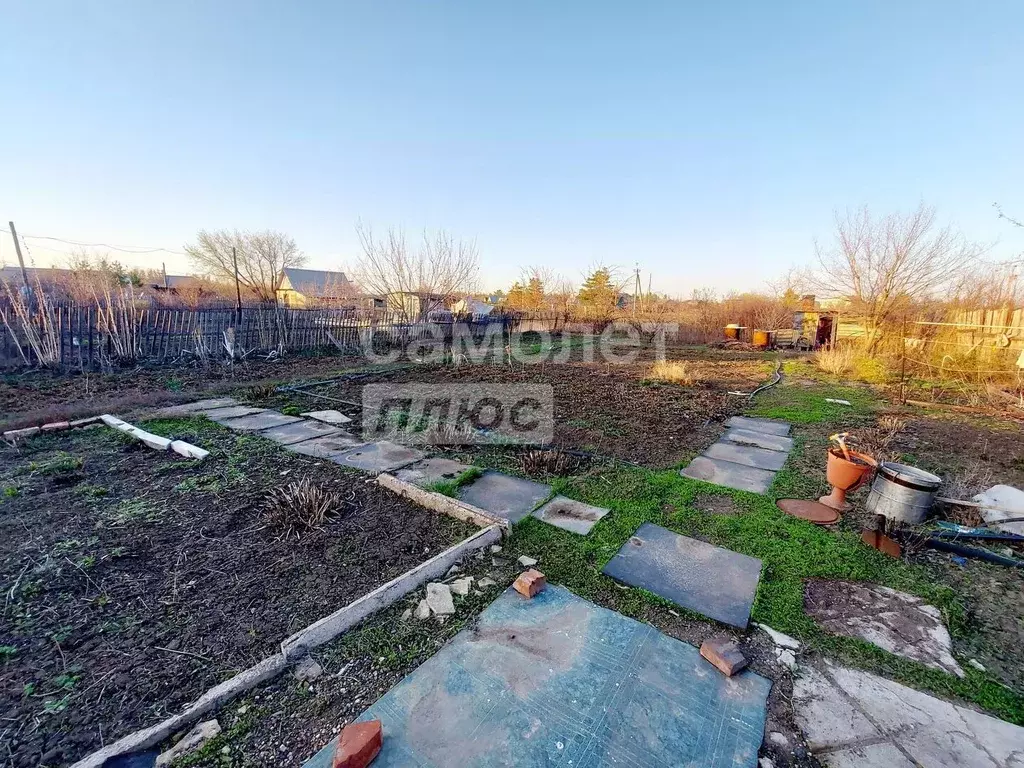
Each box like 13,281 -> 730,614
724,325 -> 740,340
752,329 -> 771,348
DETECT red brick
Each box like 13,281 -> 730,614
333,719 -> 382,768
513,569 -> 546,598
700,636 -> 748,677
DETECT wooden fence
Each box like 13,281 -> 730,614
0,306 -> 517,369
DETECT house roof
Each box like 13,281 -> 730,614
279,268 -> 352,297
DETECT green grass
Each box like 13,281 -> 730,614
479,376 -> 1024,725
26,451 -> 83,476
426,466 -> 484,498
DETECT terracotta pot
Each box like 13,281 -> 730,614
820,449 -> 876,511
825,449 -> 876,491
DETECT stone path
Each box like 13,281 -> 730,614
681,415 -> 794,494
155,398 -> 605,535
794,660 -> 1024,767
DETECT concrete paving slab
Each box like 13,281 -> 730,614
300,409 -> 352,425
457,470 -> 551,523
805,580 -> 963,677
681,455 -> 777,494
795,661 -> 1024,768
216,410 -> 303,431
723,427 -> 795,453
602,522 -> 762,628
202,405 -> 266,422
285,433 -> 367,458
257,419 -> 344,446
394,457 -> 473,487
332,441 -> 425,473
705,441 -> 790,471
725,415 -> 791,436
792,665 -> 880,751
301,585 -> 771,768
153,398 -> 238,418
532,495 -> 610,535
822,742 -> 916,768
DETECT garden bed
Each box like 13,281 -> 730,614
0,419 -> 475,768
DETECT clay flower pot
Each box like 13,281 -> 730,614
819,449 -> 876,511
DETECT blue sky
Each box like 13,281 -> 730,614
2,1 -> 1022,295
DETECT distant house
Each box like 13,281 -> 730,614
381,291 -> 449,319
276,268 -> 355,308
451,297 -> 495,317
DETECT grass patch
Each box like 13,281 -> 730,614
426,466 -> 484,498
27,451 -> 83,476
748,380 -> 878,424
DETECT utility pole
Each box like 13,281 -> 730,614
8,221 -> 30,289
162,262 -> 169,290
232,246 -> 242,324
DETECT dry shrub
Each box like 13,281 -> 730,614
647,360 -> 698,385
520,448 -> 577,476
814,344 -> 855,376
856,415 -> 906,463
936,463 -> 996,526
261,478 -> 341,539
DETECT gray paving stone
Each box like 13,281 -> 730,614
822,742 -> 916,768
793,665 -> 880,752
457,470 -> 551,523
395,457 -> 473,487
286,433 -> 367,458
257,419 -> 344,446
203,405 -> 266,422
532,495 -> 610,535
301,409 -> 352,425
217,411 -> 303,431
725,415 -> 791,436
705,441 -> 790,471
332,441 -> 425,473
153,398 -> 238,417
602,522 -> 762,628
723,427 -> 794,453
681,455 -> 776,494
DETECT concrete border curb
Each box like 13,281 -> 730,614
376,473 -> 509,530
70,524 -> 500,767
280,524 -> 502,658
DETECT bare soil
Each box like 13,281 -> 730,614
290,357 -> 771,468
0,422 -> 474,768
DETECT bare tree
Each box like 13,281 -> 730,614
355,223 -> 479,319
185,230 -> 304,303
815,204 -> 981,351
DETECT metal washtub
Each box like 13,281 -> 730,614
866,462 -> 942,524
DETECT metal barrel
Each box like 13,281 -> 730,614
865,462 -> 942,524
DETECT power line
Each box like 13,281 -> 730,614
0,227 -> 186,255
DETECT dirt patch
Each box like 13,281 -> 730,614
695,494 -> 741,517
308,359 -> 769,468
0,422 -> 475,768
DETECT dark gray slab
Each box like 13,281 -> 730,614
286,432 -> 367,458
332,441 -> 425,473
705,441 -> 789,471
203,405 -> 266,422
723,427 -> 794,453
602,522 -> 762,628
725,416 -> 791,436
217,411 -> 303,431
302,585 -> 771,768
458,470 -> 551,523
395,457 -> 473,487
258,419 -> 344,445
532,495 -> 610,535
681,455 -> 776,494
153,398 -> 238,418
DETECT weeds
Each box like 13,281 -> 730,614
520,448 -> 577,477
425,467 -> 483,497
28,452 -> 83,475
814,344 -> 855,376
103,498 -> 163,526
261,477 -> 342,538
645,360 -> 698,385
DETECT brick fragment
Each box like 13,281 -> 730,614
700,636 -> 748,677
333,719 -> 382,768
513,569 -> 546,598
